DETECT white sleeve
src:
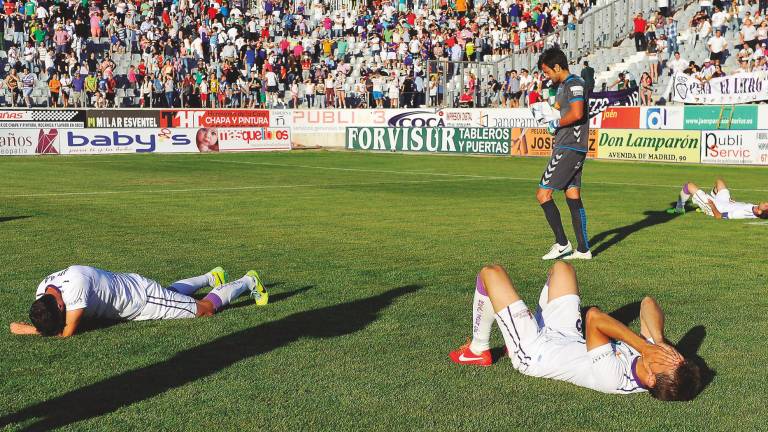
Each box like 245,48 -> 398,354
59,272 -> 89,311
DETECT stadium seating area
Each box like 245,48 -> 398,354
4,0 -> 757,108
0,0 -> 605,108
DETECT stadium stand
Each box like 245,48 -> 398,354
0,0 -> 711,109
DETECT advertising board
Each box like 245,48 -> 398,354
596,130 -> 701,163
346,127 -> 510,155
159,110 -> 290,128
217,128 -> 291,151
0,110 -> 85,128
86,110 -> 161,128
512,128 -> 598,158
701,130 -> 768,165
639,106 -> 685,129
0,129 -> 60,155
683,106 -> 758,130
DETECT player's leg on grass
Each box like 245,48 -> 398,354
563,185 -> 591,259
167,267 -> 228,296
534,261 -> 583,335
544,261 -> 579,302
537,187 -> 571,259
668,182 -> 700,214
197,272 -> 263,315
712,178 -> 727,194
449,265 -> 523,366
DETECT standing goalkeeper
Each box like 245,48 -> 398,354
536,48 -> 592,260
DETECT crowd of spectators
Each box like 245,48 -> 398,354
632,1 -> 768,104
0,0 -> 597,108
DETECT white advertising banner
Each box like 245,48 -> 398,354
0,128 -> 60,156
291,108 -> 536,148
217,128 -> 291,151
671,71 -> 768,104
59,129 -> 198,154
759,105 -> 768,130
639,106 -> 685,129
701,130 -> 768,165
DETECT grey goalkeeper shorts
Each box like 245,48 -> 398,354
539,148 -> 586,190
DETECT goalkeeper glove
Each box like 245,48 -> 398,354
546,119 -> 560,135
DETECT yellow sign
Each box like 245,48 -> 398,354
596,130 -> 701,163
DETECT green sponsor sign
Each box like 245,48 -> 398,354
683,105 -> 758,130
346,127 -> 510,155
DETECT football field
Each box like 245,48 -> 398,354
1,151 -> 766,431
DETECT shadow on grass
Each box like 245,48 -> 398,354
676,325 -> 715,394
0,216 -> 31,224
1,284 -> 420,432
589,208 -> 682,257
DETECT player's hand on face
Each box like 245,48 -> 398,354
641,343 -> 683,370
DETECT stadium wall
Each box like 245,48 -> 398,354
1,107 -> 768,165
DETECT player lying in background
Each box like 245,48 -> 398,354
666,178 -> 768,219
449,262 -> 702,401
10,265 -> 268,338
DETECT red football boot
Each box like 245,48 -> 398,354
449,340 -> 492,367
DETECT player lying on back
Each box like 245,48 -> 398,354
10,265 -> 269,338
449,262 -> 702,400
666,178 -> 768,219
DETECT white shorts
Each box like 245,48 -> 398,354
693,187 -> 733,214
495,284 -> 582,375
133,282 -> 198,321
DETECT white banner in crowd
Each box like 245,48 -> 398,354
671,71 -> 768,104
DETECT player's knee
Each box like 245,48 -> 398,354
195,300 -> 215,317
641,296 -> 657,308
585,306 -> 602,325
481,264 -> 506,278
551,260 -> 575,275
536,188 -> 553,204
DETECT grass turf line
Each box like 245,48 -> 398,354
0,151 -> 766,431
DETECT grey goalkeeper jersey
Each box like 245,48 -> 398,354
554,74 -> 590,153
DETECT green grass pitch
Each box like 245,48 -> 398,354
1,151 -> 767,431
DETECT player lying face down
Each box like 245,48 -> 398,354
667,178 -> 768,220
10,265 -> 268,338
449,262 -> 702,401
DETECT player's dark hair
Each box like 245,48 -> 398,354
537,47 -> 569,71
29,294 -> 65,337
759,211 -> 768,219
649,360 -> 702,401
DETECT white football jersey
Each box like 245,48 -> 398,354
526,334 -> 647,394
712,189 -> 757,220
35,266 -> 155,320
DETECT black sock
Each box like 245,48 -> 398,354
541,200 -> 568,246
567,197 -> 590,253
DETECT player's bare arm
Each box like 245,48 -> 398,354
557,99 -> 585,126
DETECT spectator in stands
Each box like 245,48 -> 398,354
711,63 -> 727,78
609,72 -> 631,90
60,73 -> 72,108
527,83 -> 541,105
711,6 -> 730,36
691,11 -> 712,48
664,17 -> 679,58
708,28 -> 729,64
669,51 -> 688,76
639,72 -> 653,105
580,61 -> 595,95
741,17 -> 759,49
700,0 -> 713,17
21,67 -> 35,108
634,12 -> 649,52
48,73 -> 61,107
